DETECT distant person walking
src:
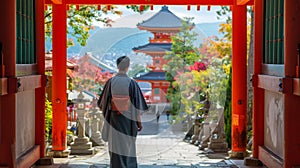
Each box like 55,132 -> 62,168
98,56 -> 148,168
156,111 -> 160,123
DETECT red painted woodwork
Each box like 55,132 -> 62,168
283,0 -> 300,167
207,5 -> 211,11
51,0 -> 62,4
237,0 -> 250,5
293,78 -> 300,96
107,5 -> 111,10
0,78 -> 8,95
231,4 -> 247,153
187,5 -> 190,11
252,0 -> 264,159
52,2 -> 68,151
45,0 -> 254,5
0,0 -> 16,167
35,0 -> 46,157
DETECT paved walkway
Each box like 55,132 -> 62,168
35,114 -> 260,168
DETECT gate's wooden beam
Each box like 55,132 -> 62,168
51,0 -> 62,4
237,0 -> 253,5
46,0 -> 252,5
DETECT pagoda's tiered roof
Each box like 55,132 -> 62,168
133,43 -> 172,52
137,6 -> 182,29
134,71 -> 166,81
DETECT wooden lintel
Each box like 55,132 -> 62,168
18,75 -> 43,92
51,0 -> 62,4
293,78 -> 300,96
258,75 -> 294,94
258,75 -> 283,93
0,78 -> 8,95
7,75 -> 42,94
45,0 -> 242,5
237,0 -> 250,5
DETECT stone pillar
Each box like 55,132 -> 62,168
70,92 -> 94,155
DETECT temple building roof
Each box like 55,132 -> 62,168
133,43 -> 172,52
45,52 -> 77,71
137,6 -> 183,29
134,71 -> 166,81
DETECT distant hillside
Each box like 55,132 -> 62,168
80,28 -> 142,56
196,22 -> 223,38
45,22 -> 223,57
80,27 -> 152,57
45,26 -> 99,56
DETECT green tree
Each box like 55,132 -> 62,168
45,5 -> 122,47
45,99 -> 52,141
45,5 -> 149,47
169,17 -> 200,65
164,18 -> 199,115
128,64 -> 147,78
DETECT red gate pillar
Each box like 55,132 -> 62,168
284,0 -> 300,167
252,0 -> 264,159
51,1 -> 69,157
35,0 -> 46,158
230,4 -> 248,158
0,0 -> 17,167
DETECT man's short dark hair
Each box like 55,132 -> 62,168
116,56 -> 130,70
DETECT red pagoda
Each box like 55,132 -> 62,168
133,6 -> 192,103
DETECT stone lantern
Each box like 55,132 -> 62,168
70,91 -> 94,155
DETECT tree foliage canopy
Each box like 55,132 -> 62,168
45,5 -> 149,47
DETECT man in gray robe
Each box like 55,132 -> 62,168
98,56 -> 148,168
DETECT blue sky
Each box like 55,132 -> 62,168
95,5 -> 230,28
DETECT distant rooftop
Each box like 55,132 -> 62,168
134,71 -> 166,81
137,6 -> 183,29
133,43 -> 172,52
45,52 -> 77,71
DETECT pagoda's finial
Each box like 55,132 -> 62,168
161,6 -> 168,11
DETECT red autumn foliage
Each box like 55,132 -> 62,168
189,61 -> 207,72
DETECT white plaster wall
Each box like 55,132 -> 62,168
264,90 -> 284,158
16,90 -> 35,158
